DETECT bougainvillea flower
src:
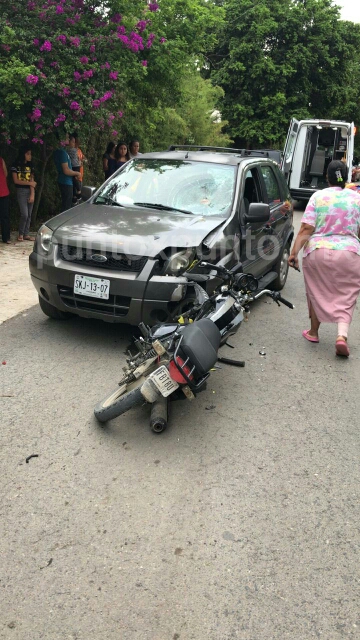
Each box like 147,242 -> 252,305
26,74 -> 39,85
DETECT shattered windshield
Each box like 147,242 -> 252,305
94,158 -> 236,217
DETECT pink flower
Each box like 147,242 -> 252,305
148,2 -> 159,11
70,37 -> 81,47
89,45 -> 95,53
111,130 -> 118,137
100,91 -> 113,102
26,74 -> 39,85
6,139 -> 11,145
70,101 -> 80,110
30,108 -> 42,122
28,1 -> 36,9
92,99 -> 101,108
40,40 -> 52,52
147,33 -> 155,48
110,13 -> 122,24
62,87 -> 71,96
74,71 -> 82,81
117,25 -> 126,35
32,137 -> 44,145
109,71 -> 118,80
57,35 -> 66,44
80,56 -> 89,64
50,61 -> 59,67
33,38 -> 39,46
56,5 -> 64,13
82,69 -> 93,79
160,37 -> 166,43
88,88 -> 95,95
117,110 -> 123,118
136,20 -> 147,32
141,60 -> 148,67
37,59 -> 44,69
54,113 -> 66,127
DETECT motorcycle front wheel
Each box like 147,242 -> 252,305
94,377 -> 145,423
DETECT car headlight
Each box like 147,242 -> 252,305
35,225 -> 53,256
165,249 -> 195,275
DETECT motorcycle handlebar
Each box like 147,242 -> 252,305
276,294 -> 294,309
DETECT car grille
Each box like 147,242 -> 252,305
58,244 -> 147,273
58,286 -> 131,317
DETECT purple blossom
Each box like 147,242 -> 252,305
57,35 -> 66,44
28,1 -> 36,9
136,20 -> 147,32
26,74 -> 39,85
108,114 -> 115,121
118,35 -> 129,46
92,99 -> 101,108
66,18 -> 75,26
55,5 -> 64,13
32,137 -> 44,145
82,69 -> 93,79
160,37 -> 166,43
70,36 -> 81,47
109,71 -> 118,80
80,56 -> 89,64
30,108 -> 42,122
54,114 -> 66,127
110,13 -> 122,24
100,91 -> 113,102
62,87 -> 71,96
128,41 -> 139,53
50,61 -> 59,67
33,38 -> 39,46
88,88 -> 95,95
147,33 -> 155,48
6,139 -> 11,145
117,110 -> 123,118
117,25 -> 126,35
37,59 -> 44,69
148,2 -> 159,11
35,124 -> 42,131
141,60 -> 148,67
40,40 -> 52,52
70,101 -> 80,110
89,45 -> 95,53
74,71 -> 82,81
111,130 -> 118,137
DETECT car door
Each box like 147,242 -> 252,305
238,165 -> 269,277
257,163 -> 290,271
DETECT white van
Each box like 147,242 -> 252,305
282,118 -> 355,201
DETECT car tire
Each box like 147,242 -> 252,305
94,383 -> 144,423
38,295 -> 75,320
169,293 -> 198,321
271,242 -> 290,291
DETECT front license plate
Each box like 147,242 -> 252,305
150,365 -> 179,397
74,274 -> 110,299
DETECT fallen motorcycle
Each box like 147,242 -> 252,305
94,262 -> 294,432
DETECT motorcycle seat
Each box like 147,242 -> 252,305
180,318 -> 221,375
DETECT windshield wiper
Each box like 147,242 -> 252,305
134,202 -> 194,215
94,196 -> 124,207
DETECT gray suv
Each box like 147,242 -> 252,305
29,146 -> 294,325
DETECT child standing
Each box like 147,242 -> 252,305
11,146 -> 36,241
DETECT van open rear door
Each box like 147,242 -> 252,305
281,118 -> 299,183
347,122 -> 355,182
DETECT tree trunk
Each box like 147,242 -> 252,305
32,142 -> 53,226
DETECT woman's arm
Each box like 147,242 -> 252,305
103,156 -> 108,172
2,159 -> 8,177
288,223 -> 315,269
12,171 -> 36,188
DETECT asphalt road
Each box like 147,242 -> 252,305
1,210 -> 359,640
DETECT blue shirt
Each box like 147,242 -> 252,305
54,148 -> 73,186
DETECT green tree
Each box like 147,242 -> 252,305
209,0 -> 360,148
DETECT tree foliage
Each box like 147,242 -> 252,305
208,0 -> 360,148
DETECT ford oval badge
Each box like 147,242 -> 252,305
90,254 -> 107,263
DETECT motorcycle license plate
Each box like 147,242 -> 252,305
150,366 -> 179,397
74,274 -> 110,299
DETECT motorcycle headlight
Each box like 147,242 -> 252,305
35,225 -> 53,256
165,249 -> 195,275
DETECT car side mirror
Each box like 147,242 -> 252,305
245,202 -> 270,223
81,186 -> 96,201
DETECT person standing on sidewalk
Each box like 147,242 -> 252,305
288,160 -> 360,357
53,133 -> 81,212
11,145 -> 36,242
0,156 -> 11,244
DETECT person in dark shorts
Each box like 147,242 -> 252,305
11,145 -> 37,241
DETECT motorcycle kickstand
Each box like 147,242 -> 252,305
150,395 -> 169,433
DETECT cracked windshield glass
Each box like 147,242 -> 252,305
94,159 -> 236,216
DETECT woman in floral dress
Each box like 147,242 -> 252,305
288,160 -> 360,357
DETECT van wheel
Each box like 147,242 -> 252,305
38,295 -> 74,320
271,243 -> 290,291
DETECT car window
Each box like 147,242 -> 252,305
242,168 -> 262,213
260,165 -> 281,205
94,159 -> 236,217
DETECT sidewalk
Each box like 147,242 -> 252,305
0,232 -> 38,325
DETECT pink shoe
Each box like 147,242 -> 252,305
336,339 -> 349,357
302,329 -> 319,343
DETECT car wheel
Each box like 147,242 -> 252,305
169,293 -> 197,321
271,242 -> 290,291
38,295 -> 74,320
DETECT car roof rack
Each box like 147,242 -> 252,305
167,145 -> 270,158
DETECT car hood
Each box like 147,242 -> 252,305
50,204 -> 226,257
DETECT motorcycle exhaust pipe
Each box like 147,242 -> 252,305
150,396 -> 168,433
